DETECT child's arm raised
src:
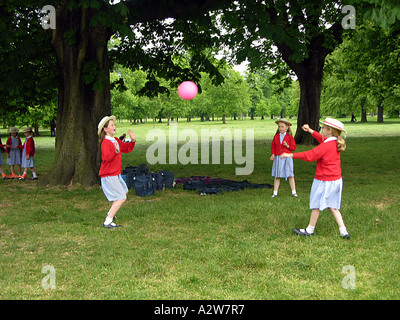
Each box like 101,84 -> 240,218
119,129 -> 136,153
302,124 -> 314,134
127,129 -> 136,142
303,124 -> 325,144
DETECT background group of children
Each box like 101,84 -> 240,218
0,127 -> 37,180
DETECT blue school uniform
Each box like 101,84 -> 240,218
309,178 -> 343,211
101,174 -> 129,202
271,133 -> 294,180
7,137 -> 22,166
22,136 -> 35,168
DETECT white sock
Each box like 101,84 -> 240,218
32,171 -> 37,178
339,226 -> 348,236
292,190 -> 297,195
273,190 -> 278,196
302,225 -> 315,234
104,216 -> 113,225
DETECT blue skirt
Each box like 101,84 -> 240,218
271,156 -> 294,180
310,178 -> 343,211
101,174 -> 129,202
22,149 -> 35,168
7,149 -> 21,165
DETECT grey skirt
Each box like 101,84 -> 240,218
271,156 -> 294,180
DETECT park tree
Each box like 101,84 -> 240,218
47,0 -> 228,187
246,70 -> 276,120
0,0 -> 57,130
322,20 -> 400,122
219,0 -> 348,144
1,0 -> 227,187
219,0 -> 400,144
198,68 -> 251,124
2,0 -> 399,186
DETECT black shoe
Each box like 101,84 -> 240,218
341,233 -> 350,240
293,228 -> 314,237
103,222 -> 122,228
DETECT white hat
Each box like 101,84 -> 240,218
98,115 -> 116,136
22,127 -> 33,133
275,118 -> 292,126
8,127 -> 19,133
320,118 -> 348,138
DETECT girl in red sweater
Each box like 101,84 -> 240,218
0,134 -> 8,179
6,127 -> 22,178
98,116 -> 136,228
19,127 -> 37,180
281,118 -> 350,239
270,119 -> 298,197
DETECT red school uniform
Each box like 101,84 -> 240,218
271,133 -> 297,156
6,136 -> 22,155
293,131 -> 341,181
18,136 -> 35,157
99,137 -> 135,178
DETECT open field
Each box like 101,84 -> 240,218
1,117 -> 399,299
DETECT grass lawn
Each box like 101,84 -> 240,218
0,117 -> 399,300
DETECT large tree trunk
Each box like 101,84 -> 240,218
285,50 -> 326,145
275,23 -> 343,145
377,98 -> 384,123
295,74 -> 322,145
39,4 -> 111,187
361,97 -> 367,123
36,0 -> 227,187
292,29 -> 342,145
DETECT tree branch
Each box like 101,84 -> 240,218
123,0 -> 227,24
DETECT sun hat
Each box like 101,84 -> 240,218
22,127 -> 33,133
8,127 -> 19,133
98,115 -> 116,136
320,118 -> 348,138
275,118 -> 292,126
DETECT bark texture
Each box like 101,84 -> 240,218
40,4 -> 111,186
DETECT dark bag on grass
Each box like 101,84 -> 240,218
151,172 -> 165,191
134,173 -> 155,197
124,164 -> 149,190
159,170 -> 175,188
124,167 -> 136,190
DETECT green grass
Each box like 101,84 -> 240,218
1,117 -> 400,299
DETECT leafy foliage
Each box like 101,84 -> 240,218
323,19 -> 400,120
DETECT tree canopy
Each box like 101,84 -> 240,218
1,0 -> 400,186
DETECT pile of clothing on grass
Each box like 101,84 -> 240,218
176,176 -> 272,195
122,164 -> 272,197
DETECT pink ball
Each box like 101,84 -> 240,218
178,81 -> 198,100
